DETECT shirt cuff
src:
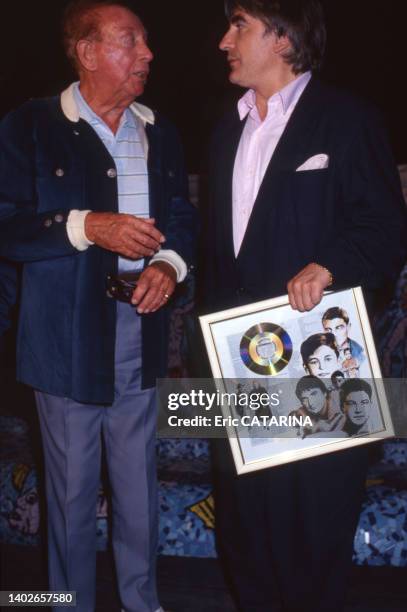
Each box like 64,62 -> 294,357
150,249 -> 187,283
66,210 -> 94,251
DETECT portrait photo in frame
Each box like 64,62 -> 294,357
199,287 -> 394,474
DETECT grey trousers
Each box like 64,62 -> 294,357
35,302 -> 160,612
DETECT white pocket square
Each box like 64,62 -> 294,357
296,154 -> 329,172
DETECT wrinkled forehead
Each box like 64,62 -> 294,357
97,5 -> 146,38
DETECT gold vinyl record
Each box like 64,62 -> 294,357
240,322 -> 293,376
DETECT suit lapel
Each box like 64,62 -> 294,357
237,77 -> 324,259
217,113 -> 246,261
261,77 -> 323,176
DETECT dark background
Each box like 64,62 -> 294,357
1,0 -> 406,172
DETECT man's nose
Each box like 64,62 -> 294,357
141,42 -> 154,62
219,28 -> 233,51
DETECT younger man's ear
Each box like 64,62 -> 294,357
274,34 -> 292,56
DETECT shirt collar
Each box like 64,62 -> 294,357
60,82 -> 155,126
73,83 -> 135,132
129,100 -> 155,125
237,71 -> 312,120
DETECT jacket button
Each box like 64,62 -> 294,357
44,219 -> 52,228
168,170 -> 175,178
107,168 -> 117,178
54,214 -> 64,223
55,168 -> 64,177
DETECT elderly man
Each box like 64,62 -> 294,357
0,1 -> 196,611
204,1 -> 406,611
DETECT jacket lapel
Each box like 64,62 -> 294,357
216,113 -> 246,261
261,76 -> 324,176
237,77 -> 324,259
145,121 -> 162,219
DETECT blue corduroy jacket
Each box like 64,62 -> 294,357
0,87 -> 197,404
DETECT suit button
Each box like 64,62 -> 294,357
107,168 -> 117,178
55,168 -> 64,177
54,214 -> 64,223
44,219 -> 52,228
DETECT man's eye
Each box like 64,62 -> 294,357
122,35 -> 135,46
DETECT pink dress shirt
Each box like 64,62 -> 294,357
232,71 -> 312,256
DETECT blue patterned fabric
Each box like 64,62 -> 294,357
158,482 -> 215,558
1,414 -> 407,565
375,263 -> 407,377
354,486 -> 407,566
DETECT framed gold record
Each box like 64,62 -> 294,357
240,322 -> 293,375
199,288 -> 393,474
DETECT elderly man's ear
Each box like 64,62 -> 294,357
76,39 -> 98,72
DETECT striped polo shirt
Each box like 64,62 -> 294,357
74,83 -> 149,273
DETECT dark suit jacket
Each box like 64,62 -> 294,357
204,78 -> 406,313
0,258 -> 17,337
0,258 -> 17,361
0,93 -> 197,404
206,81 -> 406,612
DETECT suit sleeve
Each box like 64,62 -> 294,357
317,105 -> 407,289
0,105 -> 78,263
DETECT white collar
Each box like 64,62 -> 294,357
60,83 -> 155,126
237,71 -> 312,120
